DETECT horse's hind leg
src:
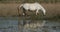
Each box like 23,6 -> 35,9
36,10 -> 39,15
22,8 -> 26,16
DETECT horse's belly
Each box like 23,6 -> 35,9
29,7 -> 36,10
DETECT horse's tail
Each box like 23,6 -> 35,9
17,5 -> 20,16
17,4 -> 23,16
18,4 -> 23,10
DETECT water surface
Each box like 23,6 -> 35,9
0,17 -> 60,32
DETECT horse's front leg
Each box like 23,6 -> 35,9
36,10 -> 39,15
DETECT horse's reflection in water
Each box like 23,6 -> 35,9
18,2 -> 46,16
19,20 -> 46,29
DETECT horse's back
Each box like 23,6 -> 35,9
22,2 -> 42,10
23,4 -> 30,10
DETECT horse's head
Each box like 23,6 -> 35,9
43,10 -> 46,16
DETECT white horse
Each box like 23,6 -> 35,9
18,2 -> 46,16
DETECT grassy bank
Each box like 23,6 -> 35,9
0,3 -> 60,20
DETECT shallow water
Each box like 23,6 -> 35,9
0,17 -> 18,32
0,17 -> 60,32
